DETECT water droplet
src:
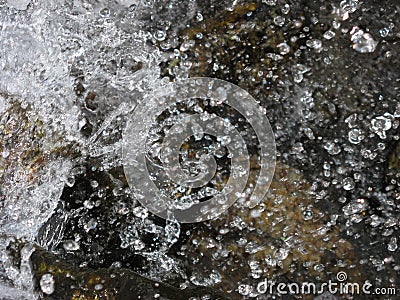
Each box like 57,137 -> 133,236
379,28 -> 390,38
128,4 -> 137,11
262,0 -> 277,5
343,177 -> 355,191
314,264 -> 325,272
343,198 -> 367,216
84,200 -> 95,209
218,135 -> 231,146
303,127 -> 315,140
388,237 -> 398,252
84,218 -> 98,232
340,0 -> 359,13
99,7 -> 110,17
324,141 -> 341,155
273,16 -> 285,27
154,30 -> 166,41
281,4 -> 290,14
180,41 -> 193,52
40,273 -> 55,295
5,115 -> 20,133
238,284 -> 253,296
306,39 -> 322,50
323,30 -> 336,40
332,20 -> 341,29
371,115 -> 392,139
141,0 -> 154,7
275,248 -> 289,260
65,176 -> 75,187
216,86 -> 227,100
350,26 -> 378,53
348,128 -> 364,144
133,206 -> 148,218
303,210 -> 313,220
90,180 -> 99,188
195,13 -> 203,22
245,241 -> 265,254
277,42 -> 290,55
94,283 -> 104,290
2,150 -> 10,158
345,113 -> 358,128
63,240 -> 80,251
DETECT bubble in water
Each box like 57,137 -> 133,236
40,273 -> 55,295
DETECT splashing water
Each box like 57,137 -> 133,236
0,0 -> 167,296
1,0 -> 399,298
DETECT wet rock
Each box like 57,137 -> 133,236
30,246 -> 228,299
155,0 -> 400,293
184,163 -> 368,298
1,236 -> 229,299
0,96 -> 80,240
